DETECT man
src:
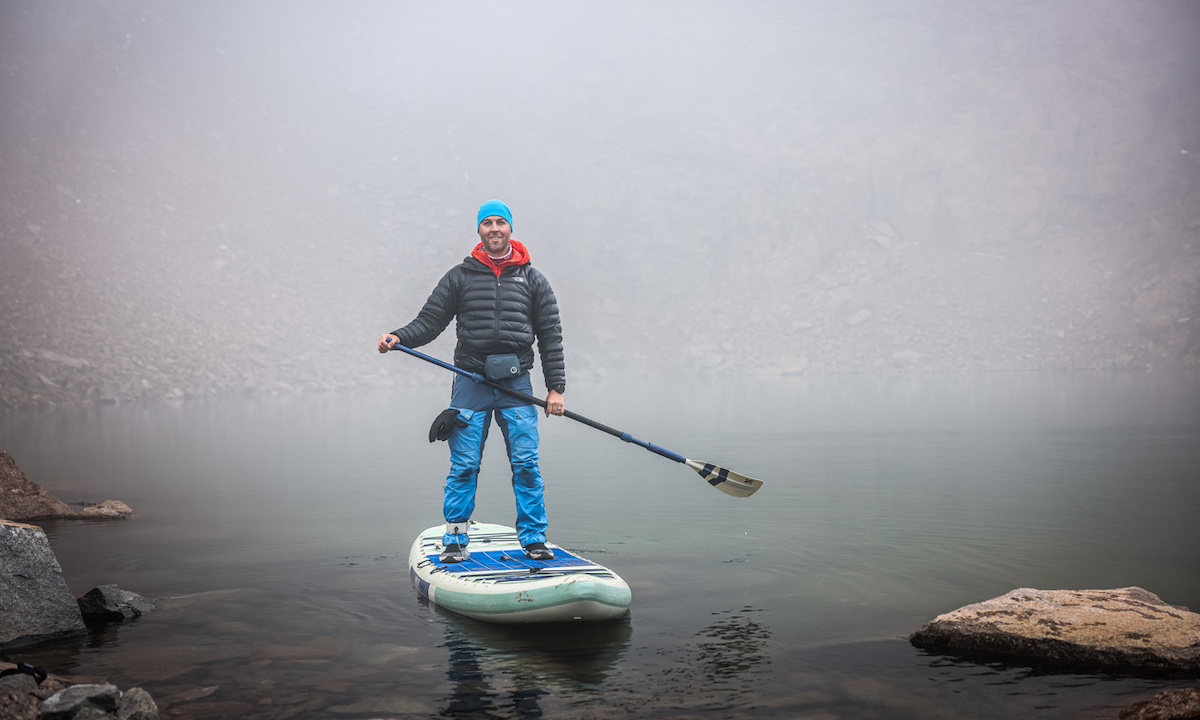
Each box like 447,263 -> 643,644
378,199 -> 566,563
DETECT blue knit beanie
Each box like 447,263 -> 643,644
476,199 -> 513,230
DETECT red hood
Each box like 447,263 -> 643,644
472,239 -> 530,276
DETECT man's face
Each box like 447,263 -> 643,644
478,216 -> 512,256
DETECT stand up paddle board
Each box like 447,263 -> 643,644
409,522 -> 631,623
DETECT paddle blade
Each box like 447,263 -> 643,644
684,460 -> 764,498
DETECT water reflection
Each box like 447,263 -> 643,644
0,628 -> 95,677
692,607 -> 772,700
429,604 -> 773,718
427,600 -> 632,718
636,606 -> 773,715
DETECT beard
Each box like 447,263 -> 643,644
483,235 -> 510,257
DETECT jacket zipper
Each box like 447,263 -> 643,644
492,271 -> 503,346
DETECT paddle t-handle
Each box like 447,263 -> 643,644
386,342 -> 763,498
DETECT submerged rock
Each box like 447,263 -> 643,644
910,587 -> 1200,674
41,683 -> 159,720
1119,688 -> 1200,720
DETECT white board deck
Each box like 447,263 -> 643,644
408,522 -> 632,624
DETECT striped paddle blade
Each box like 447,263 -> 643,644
685,460 -> 764,498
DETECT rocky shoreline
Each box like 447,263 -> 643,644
2,454 -> 159,719
1,666 -> 157,720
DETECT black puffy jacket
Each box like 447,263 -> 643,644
392,255 -> 566,393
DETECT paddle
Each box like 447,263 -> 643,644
387,343 -> 764,498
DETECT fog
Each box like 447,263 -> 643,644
2,0 -> 1198,406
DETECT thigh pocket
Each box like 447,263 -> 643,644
500,406 -> 540,453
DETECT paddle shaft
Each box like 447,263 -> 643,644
390,344 -> 687,464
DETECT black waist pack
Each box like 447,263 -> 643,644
484,353 -> 521,382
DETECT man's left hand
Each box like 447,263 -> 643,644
544,390 -> 564,417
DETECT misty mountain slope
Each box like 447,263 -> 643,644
3,0 -> 1199,408
566,214 -> 1198,378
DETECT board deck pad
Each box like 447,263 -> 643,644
427,549 -> 602,576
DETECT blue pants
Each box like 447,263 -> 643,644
442,373 -> 548,548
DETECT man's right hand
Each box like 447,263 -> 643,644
378,334 -> 399,353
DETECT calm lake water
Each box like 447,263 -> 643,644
2,371 -> 1198,719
